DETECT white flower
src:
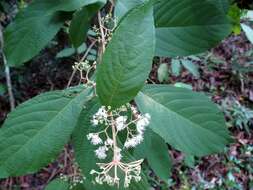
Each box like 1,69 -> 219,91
131,106 -> 138,114
87,133 -> 103,145
91,117 -> 99,126
135,134 -> 144,144
115,116 -> 127,131
115,147 -> 122,161
124,134 -> 144,149
95,146 -> 108,159
92,106 -> 108,125
96,106 -> 107,119
105,138 -> 113,146
124,138 -> 137,149
136,113 -> 151,134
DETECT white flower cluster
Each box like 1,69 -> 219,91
86,104 -> 151,188
124,113 -> 151,149
91,106 -> 108,126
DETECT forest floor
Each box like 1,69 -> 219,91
0,1 -> 253,190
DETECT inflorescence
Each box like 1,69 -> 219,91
86,104 -> 151,188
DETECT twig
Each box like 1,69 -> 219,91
0,26 -> 15,110
98,11 -> 106,54
66,40 -> 97,88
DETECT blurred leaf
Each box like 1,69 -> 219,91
184,154 -> 195,168
241,23 -> 253,44
69,0 -> 106,48
171,59 -> 181,76
157,63 -> 169,82
134,129 -> 171,182
45,179 -> 69,190
181,60 -> 200,78
174,82 -> 193,90
77,43 -> 87,54
0,84 -> 6,96
56,48 -> 76,58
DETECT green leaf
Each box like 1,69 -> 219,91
72,98 -> 150,189
135,85 -> 231,156
0,86 -> 94,178
184,154 -> 195,168
154,0 -> 231,57
56,47 -> 76,58
114,0 -> 145,21
77,43 -> 87,54
4,0 -> 105,66
69,0 -> 106,48
157,63 -> 169,82
207,0 -> 229,13
174,82 -> 193,90
96,2 -> 155,108
241,24 -> 253,44
45,178 -> 69,190
181,60 -> 200,78
4,12 -> 65,66
134,129 -> 171,182
171,59 -> 182,76
0,84 -> 6,96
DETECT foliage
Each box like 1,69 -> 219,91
0,0 -> 234,189
221,97 -> 253,133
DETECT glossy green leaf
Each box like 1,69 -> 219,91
96,2 -> 155,108
4,0 -> 105,66
154,0 -> 231,57
69,0 -> 106,48
114,0 -> 145,21
135,85 -> 231,156
45,178 -> 69,190
134,129 -> 171,182
157,63 -> 169,82
72,98 -> 149,189
181,60 -> 200,78
4,12 -> 64,66
207,0 -> 229,13
0,86 -> 93,178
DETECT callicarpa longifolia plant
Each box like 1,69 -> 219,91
0,0 -> 233,189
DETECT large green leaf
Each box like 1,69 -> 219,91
45,178 -> 69,190
207,0 -> 229,13
96,2 -> 155,108
4,0 -> 105,66
134,129 -> 171,182
69,0 -> 106,48
4,11 -> 65,66
0,86 -> 93,178
114,0 -> 145,21
135,85 -> 231,156
154,0 -> 231,57
72,98 -> 149,189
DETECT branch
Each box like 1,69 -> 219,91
0,26 -> 15,111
